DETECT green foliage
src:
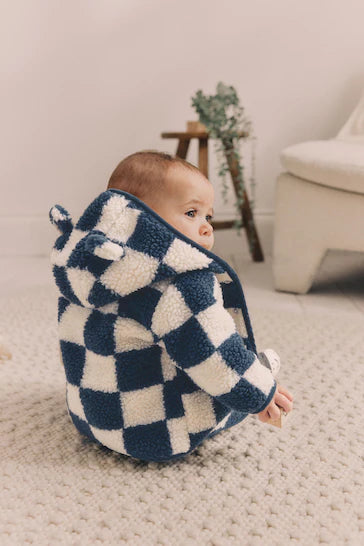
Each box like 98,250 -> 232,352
191,82 -> 257,246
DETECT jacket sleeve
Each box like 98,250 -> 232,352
151,269 -> 277,414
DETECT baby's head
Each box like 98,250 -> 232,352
107,151 -> 214,251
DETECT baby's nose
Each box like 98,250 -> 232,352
200,222 -> 213,235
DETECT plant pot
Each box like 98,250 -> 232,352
186,120 -> 207,132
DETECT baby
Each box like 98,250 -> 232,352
49,149 -> 293,463
107,150 -> 293,426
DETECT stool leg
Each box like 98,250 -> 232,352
176,138 -> 190,159
224,141 -> 264,261
198,138 -> 208,177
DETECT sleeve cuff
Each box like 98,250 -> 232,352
252,381 -> 277,414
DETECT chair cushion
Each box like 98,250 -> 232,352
280,138 -> 364,194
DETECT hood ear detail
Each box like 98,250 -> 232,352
49,189 -> 256,354
84,232 -> 125,261
49,205 -> 73,234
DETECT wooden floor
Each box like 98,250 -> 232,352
0,231 -> 363,318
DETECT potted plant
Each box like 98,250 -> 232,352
191,82 -> 258,250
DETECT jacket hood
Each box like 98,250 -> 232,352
49,189 -> 257,352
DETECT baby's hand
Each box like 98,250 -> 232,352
258,384 -> 293,423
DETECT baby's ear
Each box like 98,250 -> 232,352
84,232 -> 125,261
49,205 -> 73,234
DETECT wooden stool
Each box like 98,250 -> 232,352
161,127 -> 264,261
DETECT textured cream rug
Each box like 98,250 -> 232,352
0,285 -> 363,545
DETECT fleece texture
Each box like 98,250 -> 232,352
49,189 -> 278,462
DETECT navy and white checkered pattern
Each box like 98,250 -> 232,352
49,189 -> 277,462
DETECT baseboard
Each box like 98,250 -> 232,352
0,211 -> 275,257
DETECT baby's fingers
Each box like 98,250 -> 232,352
277,384 -> 294,402
267,403 -> 281,421
275,392 -> 293,413
258,411 -> 270,423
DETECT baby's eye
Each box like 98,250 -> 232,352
186,210 -> 214,222
186,209 -> 196,217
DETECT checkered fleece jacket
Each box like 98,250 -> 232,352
49,189 -> 279,462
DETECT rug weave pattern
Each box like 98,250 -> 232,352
0,285 -> 363,545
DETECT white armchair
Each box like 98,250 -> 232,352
273,92 -> 364,294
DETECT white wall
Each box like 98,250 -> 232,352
1,0 -> 364,255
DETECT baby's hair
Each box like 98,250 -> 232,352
107,150 -> 204,200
